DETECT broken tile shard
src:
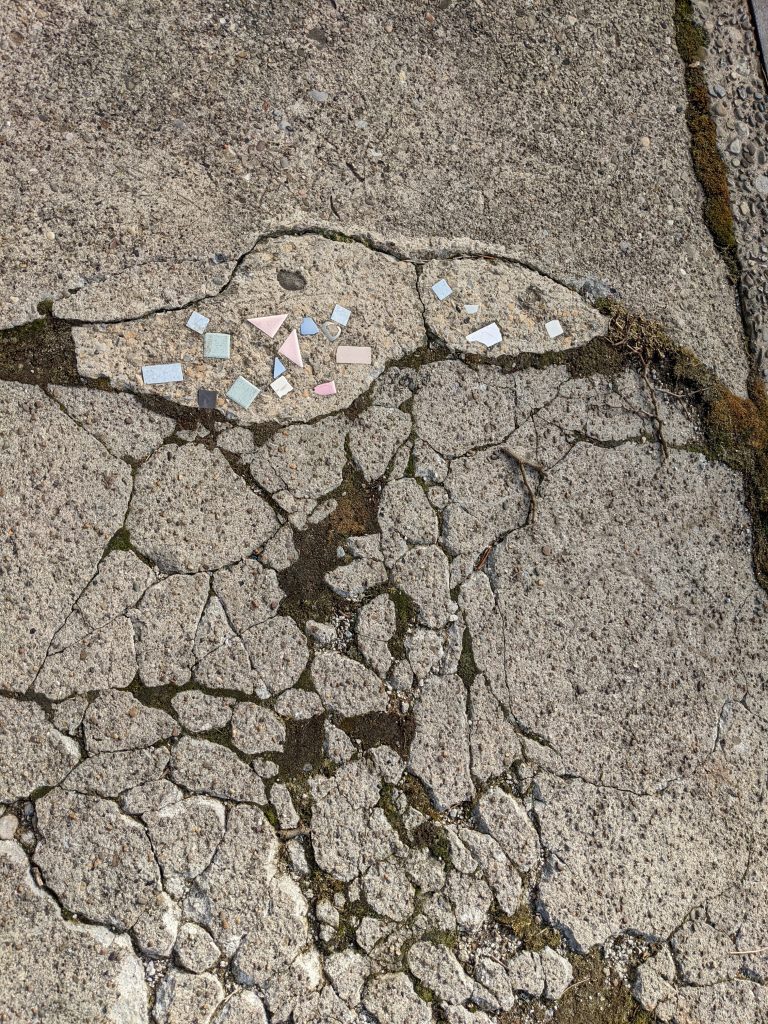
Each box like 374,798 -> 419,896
203,333 -> 231,358
432,279 -> 452,301
186,311 -> 210,334
314,381 -> 337,396
336,346 -> 372,364
227,377 -> 260,409
465,304 -> 480,314
300,317 -> 319,336
321,321 -> 342,342
546,319 -> 564,339
271,377 -> 293,398
331,304 -> 351,326
246,314 -> 287,338
466,322 -> 502,348
278,329 -> 303,368
273,357 -> 286,378
197,389 -> 217,409
142,363 -> 183,384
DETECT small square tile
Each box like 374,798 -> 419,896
431,279 -> 452,301
545,319 -> 564,339
270,376 -> 293,398
331,304 -> 351,326
186,311 -> 210,334
142,363 -> 183,384
227,376 -> 260,409
203,332 -> 231,358
197,388 -> 217,409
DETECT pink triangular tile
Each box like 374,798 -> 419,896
314,381 -> 337,396
278,329 -> 303,368
246,313 -> 287,338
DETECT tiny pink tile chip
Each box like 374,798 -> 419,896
314,381 -> 337,396
336,345 -> 372,364
246,313 -> 287,338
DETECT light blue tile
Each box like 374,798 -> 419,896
273,357 -> 286,378
431,279 -> 452,301
186,311 -> 210,334
300,316 -> 319,336
142,363 -> 183,384
330,304 -> 351,326
227,376 -> 260,409
203,332 -> 231,358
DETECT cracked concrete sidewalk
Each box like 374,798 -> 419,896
2,3 -> 768,1024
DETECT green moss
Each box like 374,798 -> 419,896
545,950 -> 655,1024
104,527 -> 133,554
456,627 -> 478,689
600,300 -> 768,591
412,819 -> 453,869
0,314 -> 79,385
674,0 -> 739,279
502,903 -> 561,952
388,587 -> 417,661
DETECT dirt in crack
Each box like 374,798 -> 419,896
278,466 -> 381,627
0,309 -> 79,386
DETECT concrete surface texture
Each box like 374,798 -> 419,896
2,2 -> 768,1024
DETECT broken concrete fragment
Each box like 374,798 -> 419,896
364,972 -> 432,1024
409,674 -> 473,810
540,946 -> 573,1001
407,941 -> 474,1004
0,840 -> 149,1023
83,690 -> 178,752
231,703 -> 286,756
419,257 -> 605,357
131,572 -> 210,688
133,890 -> 180,958
412,362 -> 518,458
506,950 -> 545,997
145,796 -> 226,899
213,559 -> 284,633
34,789 -> 162,930
35,615 -> 137,700
212,990 -> 268,1024
324,558 -> 388,601
379,478 -> 439,564
170,737 -> 266,804
127,445 -> 278,573
154,968 -> 224,1024
241,616 -> 310,695
392,545 -> 454,628
0,385 -> 133,695
172,691 -> 234,733
62,747 -> 169,798
348,405 -> 412,482
0,696 -> 80,801
49,385 -> 176,461
311,651 -> 389,717
476,787 -> 540,874
52,550 -> 158,652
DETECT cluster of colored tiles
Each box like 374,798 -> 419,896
430,278 -> 565,346
140,304 -> 372,411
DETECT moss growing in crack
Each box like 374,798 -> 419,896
456,627 -> 478,689
0,312 -> 79,386
278,467 -> 380,627
601,300 -> 768,590
526,950 -> 655,1024
104,526 -> 133,555
388,587 -> 417,661
674,0 -> 739,279
412,819 -> 453,870
341,711 -> 415,759
501,902 -> 562,953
